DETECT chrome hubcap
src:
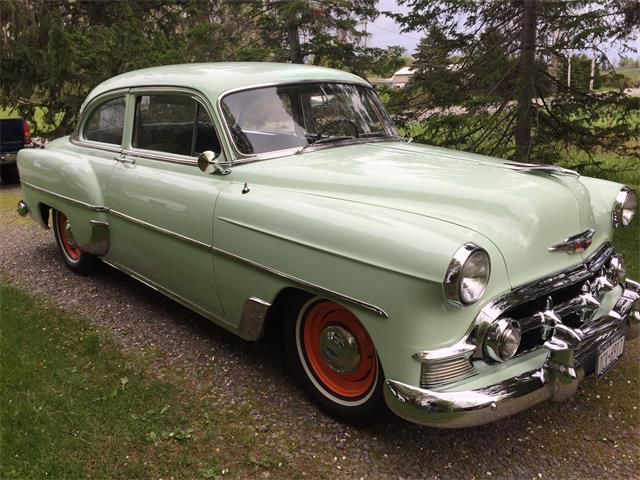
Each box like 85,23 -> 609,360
63,220 -> 77,247
318,325 -> 360,373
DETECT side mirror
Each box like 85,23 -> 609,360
197,150 -> 231,175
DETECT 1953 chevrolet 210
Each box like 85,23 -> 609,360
16,63 -> 639,428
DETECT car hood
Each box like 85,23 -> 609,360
238,141 -> 597,288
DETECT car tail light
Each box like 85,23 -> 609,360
22,120 -> 32,145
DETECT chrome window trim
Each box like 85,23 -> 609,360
215,80 -> 395,165
70,138 -> 122,154
73,90 -> 129,147
123,148 -> 199,166
126,88 -> 229,166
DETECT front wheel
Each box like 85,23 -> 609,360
52,209 -> 100,275
283,294 -> 385,423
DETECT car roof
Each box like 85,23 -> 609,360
83,62 -> 369,110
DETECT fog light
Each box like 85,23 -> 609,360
484,318 -> 522,363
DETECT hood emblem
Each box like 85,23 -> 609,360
548,229 -> 595,254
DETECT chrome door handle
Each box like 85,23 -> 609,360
114,154 -> 135,165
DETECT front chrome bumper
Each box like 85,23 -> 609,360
384,279 -> 640,428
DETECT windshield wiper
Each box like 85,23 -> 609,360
296,135 -> 356,155
312,135 -> 356,145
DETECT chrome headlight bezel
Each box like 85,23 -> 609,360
443,243 -> 491,306
612,186 -> 637,228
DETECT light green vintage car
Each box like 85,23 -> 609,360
16,63 -> 639,427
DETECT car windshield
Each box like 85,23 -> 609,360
220,82 -> 398,156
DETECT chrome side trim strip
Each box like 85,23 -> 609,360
21,181 -> 109,213
212,245 -> 388,318
108,209 -> 211,250
219,216 -> 426,281
109,210 -> 388,318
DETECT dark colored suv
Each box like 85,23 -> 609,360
1,118 -> 32,183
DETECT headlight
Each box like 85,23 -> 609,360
612,186 -> 637,228
443,243 -> 491,305
484,318 -> 521,363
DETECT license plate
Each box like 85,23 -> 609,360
596,332 -> 625,377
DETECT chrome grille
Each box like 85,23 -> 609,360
420,357 -> 476,388
495,244 -> 621,357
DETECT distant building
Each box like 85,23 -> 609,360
391,67 -> 415,88
368,77 -> 394,89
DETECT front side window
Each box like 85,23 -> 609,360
133,94 -> 220,156
221,83 -> 398,156
83,96 -> 126,145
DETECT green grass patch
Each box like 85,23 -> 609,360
0,107 -> 62,133
0,283 -> 296,479
0,187 -> 29,226
618,67 -> 640,82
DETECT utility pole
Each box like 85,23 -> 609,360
515,0 -> 538,163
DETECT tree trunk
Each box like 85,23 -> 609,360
589,45 -> 596,92
287,15 -> 303,64
514,0 -> 538,162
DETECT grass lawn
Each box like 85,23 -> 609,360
0,284 -> 294,479
0,107 -> 62,133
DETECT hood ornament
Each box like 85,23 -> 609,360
548,229 -> 595,254
503,162 -> 579,176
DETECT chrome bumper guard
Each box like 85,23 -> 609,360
384,279 -> 640,428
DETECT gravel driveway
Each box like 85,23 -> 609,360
1,183 -> 638,479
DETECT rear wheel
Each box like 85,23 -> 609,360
52,209 -> 99,274
283,293 -> 384,422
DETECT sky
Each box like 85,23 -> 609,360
366,0 -> 420,54
365,0 -> 638,62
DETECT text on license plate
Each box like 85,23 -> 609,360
596,333 -> 625,377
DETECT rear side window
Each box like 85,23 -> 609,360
83,97 -> 126,145
133,94 -> 220,156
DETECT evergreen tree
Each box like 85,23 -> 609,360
391,0 -> 640,164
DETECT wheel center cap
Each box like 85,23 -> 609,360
63,220 -> 78,248
319,325 -> 360,373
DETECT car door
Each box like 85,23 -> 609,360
104,89 -> 228,317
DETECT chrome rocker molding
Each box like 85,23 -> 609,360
384,278 -> 640,428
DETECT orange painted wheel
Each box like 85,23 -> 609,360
56,211 -> 81,261
301,301 -> 377,399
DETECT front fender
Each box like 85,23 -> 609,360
212,180 -> 510,386
579,176 -> 625,254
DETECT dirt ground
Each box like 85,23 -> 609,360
1,183 -> 639,479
